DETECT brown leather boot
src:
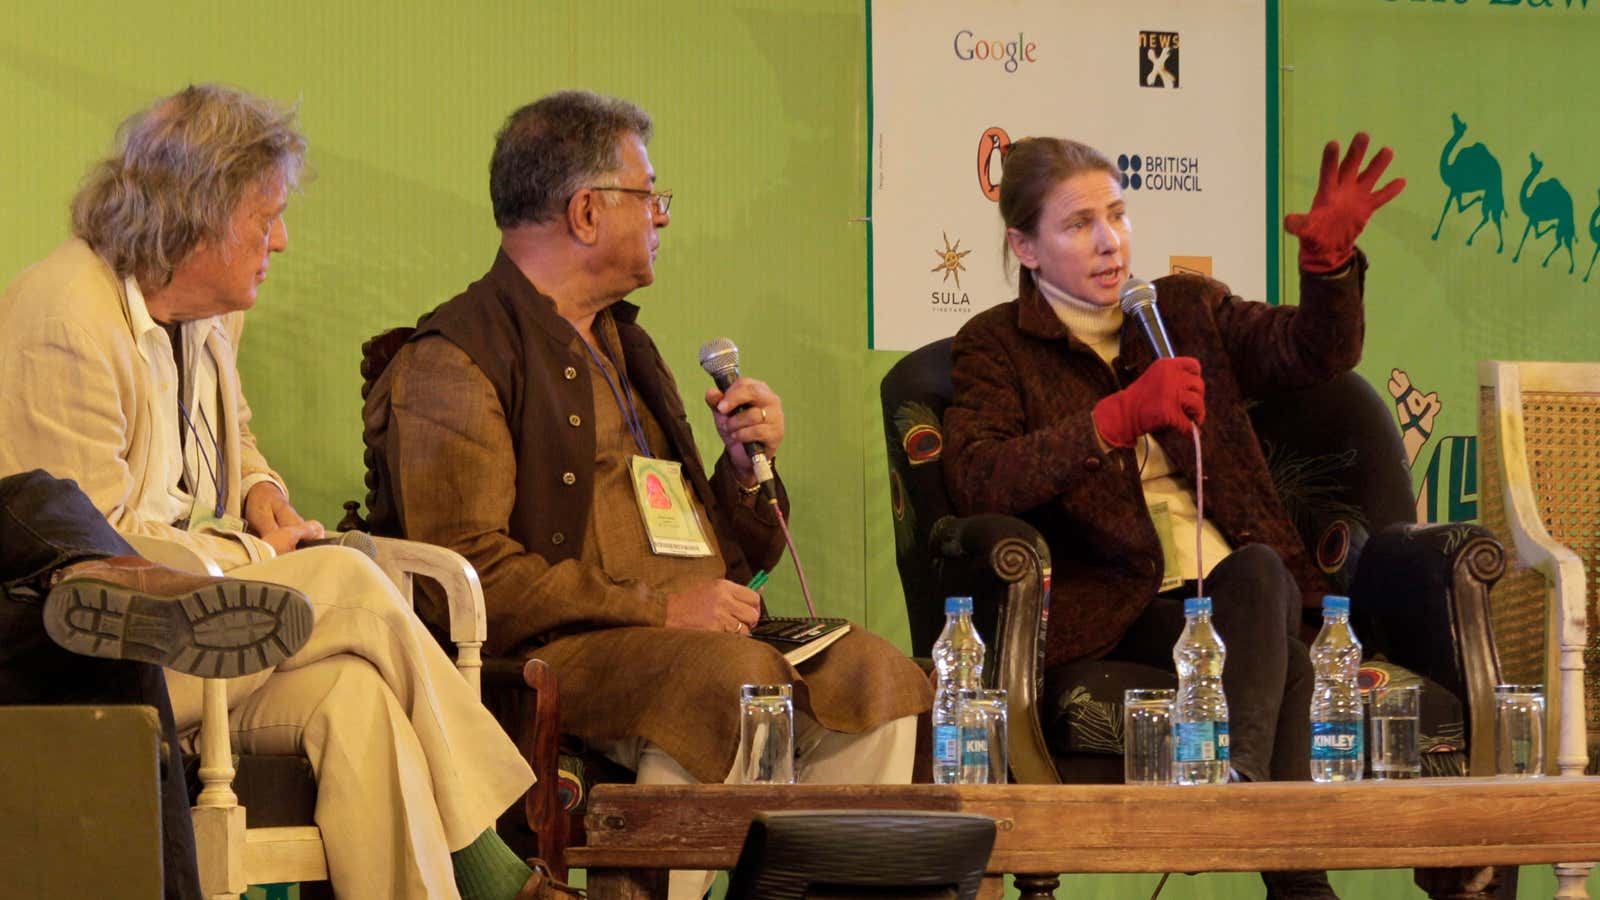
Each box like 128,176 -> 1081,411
43,556 -> 313,678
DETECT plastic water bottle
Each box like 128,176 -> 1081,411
932,596 -> 985,784
1172,596 -> 1230,784
1309,594 -> 1365,782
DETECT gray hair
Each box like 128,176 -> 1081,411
71,84 -> 307,290
490,90 -> 653,228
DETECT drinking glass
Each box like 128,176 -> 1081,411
737,684 -> 795,784
1368,684 -> 1421,779
1123,688 -> 1175,785
959,689 -> 1008,785
1494,684 -> 1545,778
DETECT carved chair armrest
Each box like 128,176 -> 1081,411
1350,522 -> 1506,775
926,513 -> 1059,784
370,536 -> 486,698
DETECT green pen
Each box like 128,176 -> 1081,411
746,569 -> 769,592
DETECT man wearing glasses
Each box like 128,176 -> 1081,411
364,90 -> 930,899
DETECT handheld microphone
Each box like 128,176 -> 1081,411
697,338 -> 777,501
299,530 -> 378,560
1118,277 -> 1174,359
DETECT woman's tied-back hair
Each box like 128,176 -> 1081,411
490,90 -> 654,229
998,137 -> 1118,293
71,84 -> 306,291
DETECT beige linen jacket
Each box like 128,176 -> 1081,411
0,238 -> 285,567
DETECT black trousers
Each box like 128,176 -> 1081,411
0,469 -> 201,900
1103,543 -> 1313,784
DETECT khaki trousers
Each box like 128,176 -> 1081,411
165,546 -> 534,900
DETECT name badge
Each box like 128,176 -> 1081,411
1149,500 -> 1184,592
187,503 -> 246,536
630,456 -> 713,558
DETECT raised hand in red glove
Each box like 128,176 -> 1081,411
1092,357 -> 1206,449
1283,132 -> 1407,273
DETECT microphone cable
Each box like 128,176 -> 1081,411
768,497 -> 818,619
1193,425 -> 1205,602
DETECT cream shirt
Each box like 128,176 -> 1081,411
126,278 -> 281,557
1038,276 -> 1231,580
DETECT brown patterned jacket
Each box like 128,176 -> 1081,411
943,256 -> 1367,668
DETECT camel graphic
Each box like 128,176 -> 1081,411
1432,113 -> 1505,252
1585,190 -> 1600,283
1513,153 -> 1576,273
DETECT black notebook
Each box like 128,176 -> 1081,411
750,617 -> 851,665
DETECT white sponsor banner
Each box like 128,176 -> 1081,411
870,0 -> 1267,351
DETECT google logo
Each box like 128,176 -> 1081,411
952,30 -> 1038,74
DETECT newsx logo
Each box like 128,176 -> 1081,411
1139,30 -> 1180,88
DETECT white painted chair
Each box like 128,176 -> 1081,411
124,533 -> 485,900
1477,360 -> 1598,899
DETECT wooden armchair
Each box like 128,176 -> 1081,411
884,340 -> 1515,898
882,339 -> 1509,785
122,532 -> 501,899
350,326 -> 580,879
1478,359 -> 1600,899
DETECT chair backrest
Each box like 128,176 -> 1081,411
1478,359 -> 1600,775
355,326 -> 417,537
880,338 -> 961,657
724,810 -> 996,900
880,337 -> 1416,655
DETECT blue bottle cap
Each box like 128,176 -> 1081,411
1322,595 -> 1351,613
945,596 -> 973,615
1183,596 -> 1212,616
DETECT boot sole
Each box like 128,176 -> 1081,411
43,578 -> 313,678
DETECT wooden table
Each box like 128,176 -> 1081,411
569,778 -> 1600,899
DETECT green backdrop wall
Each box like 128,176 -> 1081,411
2,2 -> 1593,897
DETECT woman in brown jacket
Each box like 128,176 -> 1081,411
943,134 -> 1403,900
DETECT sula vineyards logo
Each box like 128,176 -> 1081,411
930,233 -> 973,310
931,233 -> 972,289
1139,31 -> 1180,88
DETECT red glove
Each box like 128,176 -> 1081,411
1092,357 -> 1206,448
1283,132 -> 1407,273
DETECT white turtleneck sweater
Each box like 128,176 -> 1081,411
1036,276 -> 1231,582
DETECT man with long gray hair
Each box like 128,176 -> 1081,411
0,85 -> 548,900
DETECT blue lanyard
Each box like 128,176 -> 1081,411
176,394 -> 227,518
583,338 -> 652,458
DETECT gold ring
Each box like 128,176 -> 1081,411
760,408 -> 768,423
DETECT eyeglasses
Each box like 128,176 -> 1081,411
590,186 -> 673,216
